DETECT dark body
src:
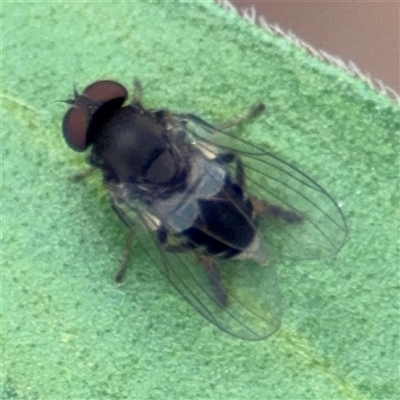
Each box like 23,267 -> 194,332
91,104 -> 263,263
62,80 -> 347,340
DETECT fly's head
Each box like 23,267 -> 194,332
62,80 -> 187,189
62,80 -> 128,152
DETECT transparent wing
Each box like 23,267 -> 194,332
173,113 -> 348,261
108,110 -> 346,340
111,195 -> 282,341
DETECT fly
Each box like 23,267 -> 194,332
62,79 -> 347,340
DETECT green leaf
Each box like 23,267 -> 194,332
2,2 -> 399,399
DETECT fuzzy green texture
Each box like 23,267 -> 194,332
2,2 -> 399,399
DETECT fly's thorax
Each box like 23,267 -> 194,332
92,106 -> 181,184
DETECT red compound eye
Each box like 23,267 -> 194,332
62,80 -> 128,152
82,80 -> 128,103
62,106 -> 89,151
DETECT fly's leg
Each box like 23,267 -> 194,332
198,255 -> 228,308
251,196 -> 304,223
115,231 -> 135,283
109,203 -> 136,283
228,157 -> 302,223
234,156 -> 245,188
177,103 -> 265,134
216,103 -> 266,130
70,167 -> 96,182
215,152 -> 301,223
158,228 -> 228,307
71,152 -> 105,182
131,79 -> 143,104
230,156 -> 302,222
218,153 -> 303,223
162,244 -> 194,253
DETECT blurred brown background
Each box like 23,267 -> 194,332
230,1 -> 399,94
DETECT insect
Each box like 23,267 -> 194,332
62,79 -> 347,340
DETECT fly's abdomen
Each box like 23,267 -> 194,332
183,178 -> 257,259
